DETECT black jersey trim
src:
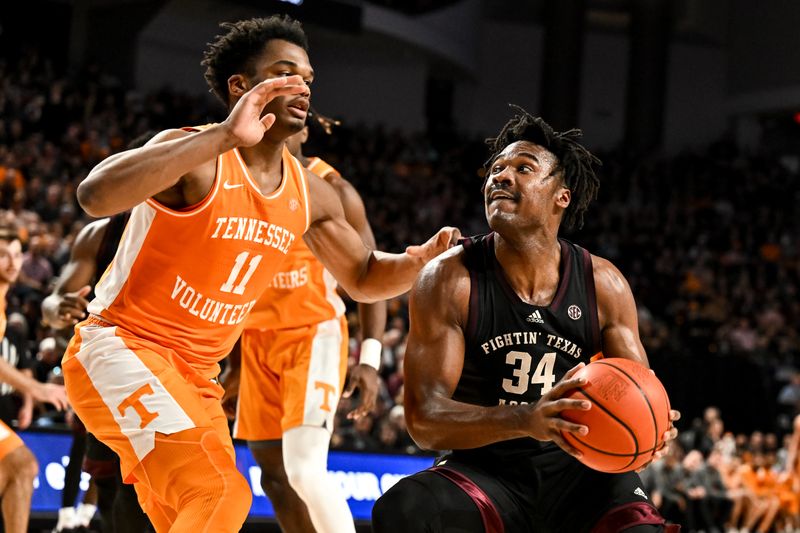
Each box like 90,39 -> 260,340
550,240 -> 572,312
462,238 -> 480,343
581,247 -> 602,355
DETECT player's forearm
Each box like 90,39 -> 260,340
349,251 -> 426,303
357,300 -> 387,341
0,359 -> 40,396
406,397 -> 531,451
77,125 -> 237,217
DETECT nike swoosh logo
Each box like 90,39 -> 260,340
223,181 -> 244,190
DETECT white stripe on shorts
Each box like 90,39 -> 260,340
75,325 -> 196,462
303,317 -> 344,431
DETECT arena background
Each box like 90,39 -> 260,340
1,0 -> 799,531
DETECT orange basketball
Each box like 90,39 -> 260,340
560,358 -> 671,473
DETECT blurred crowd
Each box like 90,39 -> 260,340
1,46 -> 800,529
641,406 -> 800,533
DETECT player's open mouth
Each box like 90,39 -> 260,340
288,99 -> 309,118
488,191 -> 516,203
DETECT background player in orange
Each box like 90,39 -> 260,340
373,108 -> 680,532
0,225 -> 68,533
63,15 -> 458,533
226,121 -> 386,533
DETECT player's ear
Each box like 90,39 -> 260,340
227,74 -> 249,99
556,187 -> 571,209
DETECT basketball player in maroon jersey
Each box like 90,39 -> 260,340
373,108 -> 680,533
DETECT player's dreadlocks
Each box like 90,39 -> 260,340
485,105 -> 601,230
202,15 -> 309,104
308,106 -> 341,135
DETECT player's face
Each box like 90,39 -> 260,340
0,239 -> 22,284
250,39 -> 313,138
483,141 -> 570,232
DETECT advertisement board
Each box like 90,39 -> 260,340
20,430 -> 433,520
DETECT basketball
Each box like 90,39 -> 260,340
561,358 -> 671,473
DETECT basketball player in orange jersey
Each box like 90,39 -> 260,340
62,15 -> 458,533
225,123 -> 386,533
372,108 -> 680,533
0,225 -> 68,533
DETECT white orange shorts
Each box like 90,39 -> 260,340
234,315 -> 348,441
61,317 -> 233,483
0,419 -> 24,461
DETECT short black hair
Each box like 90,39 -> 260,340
485,105 -> 601,230
202,15 -> 309,104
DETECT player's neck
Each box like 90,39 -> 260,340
494,231 -> 561,305
238,138 -> 286,193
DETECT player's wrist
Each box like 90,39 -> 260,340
213,122 -> 243,152
359,338 -> 382,370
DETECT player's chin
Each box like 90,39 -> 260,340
485,210 -> 517,230
283,114 -> 306,134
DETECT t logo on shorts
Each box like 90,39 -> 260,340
314,381 -> 336,412
118,383 -> 159,429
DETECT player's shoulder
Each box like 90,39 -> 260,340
415,245 -> 470,295
412,245 -> 471,324
588,252 -> 632,299
322,172 -> 362,206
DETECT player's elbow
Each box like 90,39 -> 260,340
340,278 -> 379,304
77,179 -> 105,217
347,289 -> 379,304
77,176 -> 114,217
405,407 -> 440,451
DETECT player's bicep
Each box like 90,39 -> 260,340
403,257 -> 468,413
303,217 -> 370,297
593,256 -> 649,367
304,171 -> 371,295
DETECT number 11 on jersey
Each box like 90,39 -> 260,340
220,251 -> 263,295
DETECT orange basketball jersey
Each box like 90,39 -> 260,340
87,144 -> 310,375
246,157 -> 345,330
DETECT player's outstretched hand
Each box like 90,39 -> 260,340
32,382 -> 69,411
526,362 -> 591,459
406,227 -> 461,263
222,75 -> 309,148
343,364 -> 379,420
